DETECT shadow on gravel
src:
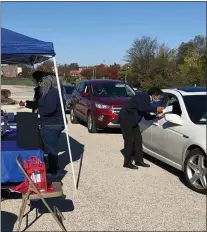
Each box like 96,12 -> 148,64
58,132 -> 84,168
143,153 -> 207,195
78,120 -> 122,134
2,198 -> 74,232
55,132 -> 85,183
120,148 -> 187,188
20,198 -> 74,232
143,153 -> 186,185
1,211 -> 18,232
97,128 -> 121,134
31,198 -> 74,214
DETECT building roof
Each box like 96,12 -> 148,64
70,71 -> 80,75
1,65 -> 18,72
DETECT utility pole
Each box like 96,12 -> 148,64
125,66 -> 129,83
103,60 -> 106,79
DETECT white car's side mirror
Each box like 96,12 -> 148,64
165,113 -> 183,126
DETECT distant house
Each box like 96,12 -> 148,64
70,70 -> 80,77
70,66 -> 89,77
78,66 -> 88,73
1,65 -> 22,78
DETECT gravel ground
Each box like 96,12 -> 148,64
1,86 -> 206,231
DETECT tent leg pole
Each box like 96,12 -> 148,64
53,57 -> 77,192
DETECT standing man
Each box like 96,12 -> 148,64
119,87 -> 164,169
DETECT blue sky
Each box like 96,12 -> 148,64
2,1 -> 206,66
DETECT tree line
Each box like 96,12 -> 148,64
123,35 -> 206,89
20,34 -> 206,89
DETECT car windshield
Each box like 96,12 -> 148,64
183,95 -> 207,124
91,82 -> 135,97
64,86 -> 75,94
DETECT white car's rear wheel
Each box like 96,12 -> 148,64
184,148 -> 207,194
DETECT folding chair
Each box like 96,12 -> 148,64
16,154 -> 66,232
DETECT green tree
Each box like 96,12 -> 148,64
19,65 -> 33,78
36,60 -> 54,72
193,35 -> 207,56
125,36 -> 160,88
179,51 -> 205,86
68,63 -> 79,70
80,68 -> 93,79
125,36 -> 158,76
119,65 -> 138,84
124,34 -> 206,90
177,41 -> 194,64
63,75 -> 78,84
107,63 -> 120,80
58,64 -> 71,77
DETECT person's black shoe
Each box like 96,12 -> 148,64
123,163 -> 138,169
135,162 -> 150,167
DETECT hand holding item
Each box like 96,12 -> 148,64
157,106 -> 164,113
19,101 -> 25,107
156,113 -> 164,119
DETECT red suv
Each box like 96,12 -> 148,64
70,79 -> 135,133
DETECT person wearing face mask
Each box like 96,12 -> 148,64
119,87 -> 164,170
149,89 -> 163,108
19,71 -> 45,112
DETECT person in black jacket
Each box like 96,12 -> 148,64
119,87 -> 164,170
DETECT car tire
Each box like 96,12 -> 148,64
70,107 -> 78,124
184,148 -> 207,194
87,113 -> 97,133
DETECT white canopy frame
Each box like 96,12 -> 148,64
52,56 -> 77,191
2,55 -> 49,65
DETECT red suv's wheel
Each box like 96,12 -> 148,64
87,113 -> 97,133
70,107 -> 78,124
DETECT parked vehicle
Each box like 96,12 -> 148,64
63,84 -> 76,113
140,87 -> 207,194
70,79 -> 135,132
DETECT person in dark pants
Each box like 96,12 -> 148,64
38,74 -> 66,177
119,87 -> 164,170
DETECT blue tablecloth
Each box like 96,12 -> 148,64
7,114 -> 17,128
1,130 -> 44,183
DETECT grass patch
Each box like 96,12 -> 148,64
1,77 -> 33,86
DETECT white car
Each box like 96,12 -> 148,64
140,87 -> 207,194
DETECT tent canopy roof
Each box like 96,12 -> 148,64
1,28 -> 55,65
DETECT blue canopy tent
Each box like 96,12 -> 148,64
1,28 -> 55,64
1,28 -> 76,190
